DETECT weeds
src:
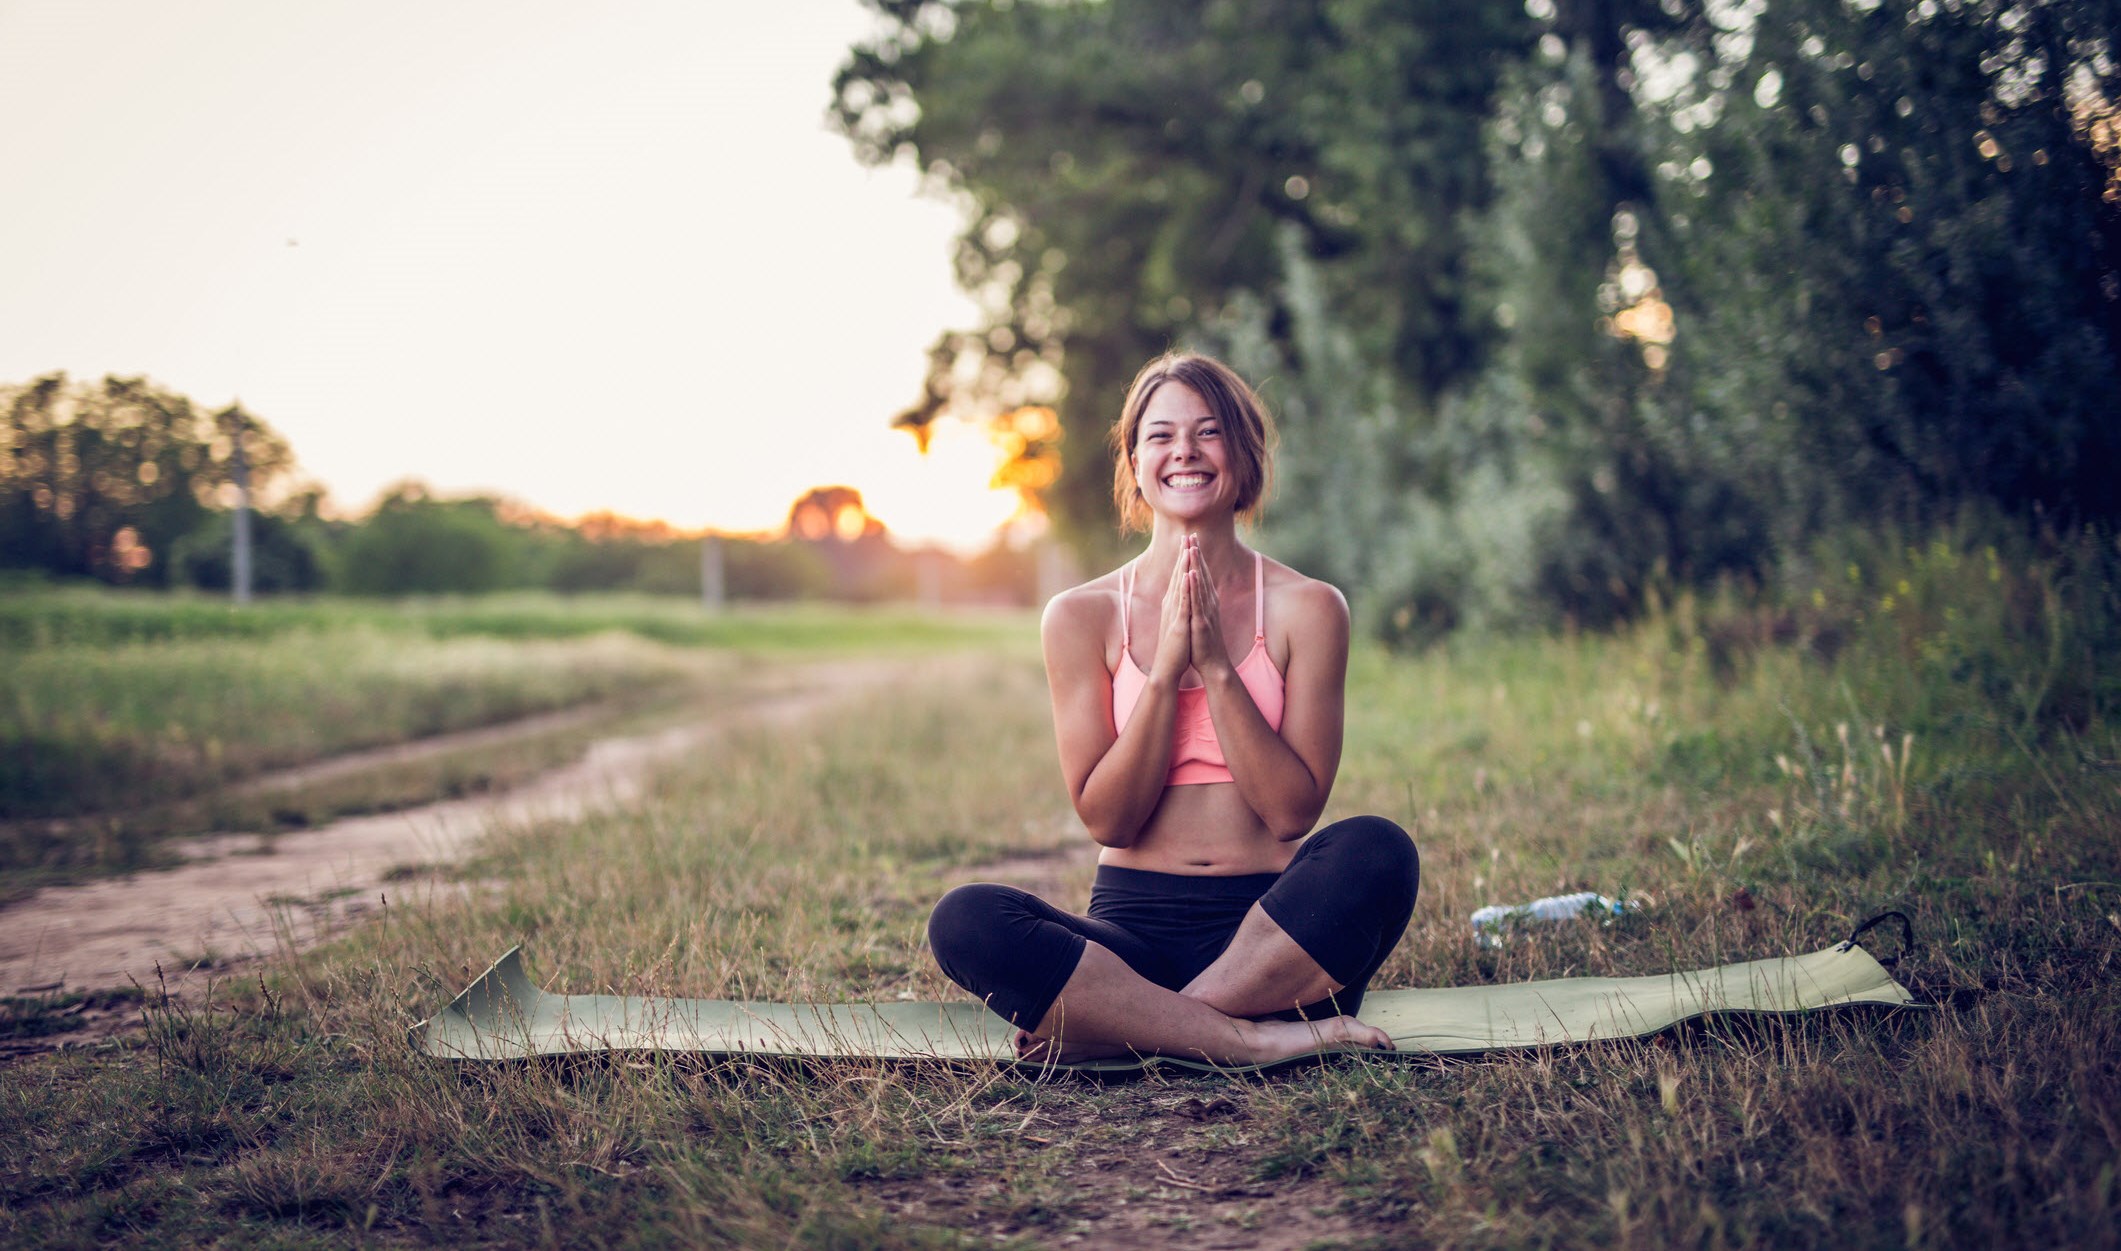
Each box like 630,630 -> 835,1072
1,530 -> 2116,1247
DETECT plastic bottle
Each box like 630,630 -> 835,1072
1470,892 -> 1639,948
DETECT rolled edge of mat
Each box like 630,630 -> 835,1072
410,945 -> 544,1061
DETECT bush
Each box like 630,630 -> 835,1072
169,513 -> 327,594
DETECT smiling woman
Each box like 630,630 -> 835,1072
926,351 -> 1420,1068
1110,355 -> 1275,536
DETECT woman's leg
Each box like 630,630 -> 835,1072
1031,940 -> 1394,1066
927,882 -> 1160,1031
1181,906 -> 1343,1017
928,881 -> 1393,1064
1182,815 -> 1420,1019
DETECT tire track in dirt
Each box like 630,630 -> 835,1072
0,659 -> 918,1001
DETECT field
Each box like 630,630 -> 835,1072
2,534 -> 2117,1249
0,590 -> 1033,889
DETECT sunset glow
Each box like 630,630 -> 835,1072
0,1 -> 1021,553
859,418 -> 1043,553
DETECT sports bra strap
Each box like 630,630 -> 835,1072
1253,551 -> 1265,642
1119,562 -> 1133,647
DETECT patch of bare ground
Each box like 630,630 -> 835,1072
0,658 -> 938,1031
860,1083 -> 1359,1250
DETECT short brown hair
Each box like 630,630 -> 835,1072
1108,353 -> 1276,534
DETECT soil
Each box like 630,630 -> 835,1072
0,658 -> 915,1055
858,1084 -> 1362,1251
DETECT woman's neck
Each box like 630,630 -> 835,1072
1137,517 -> 1247,587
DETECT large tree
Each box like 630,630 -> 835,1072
836,0 -> 2121,635
833,0 -> 1536,563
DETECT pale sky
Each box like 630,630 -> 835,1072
0,1 -> 1026,550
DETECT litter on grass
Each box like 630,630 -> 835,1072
1470,891 -> 1647,948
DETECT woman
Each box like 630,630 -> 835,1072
929,352 -> 1419,1066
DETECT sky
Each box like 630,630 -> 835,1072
0,1 -> 1027,550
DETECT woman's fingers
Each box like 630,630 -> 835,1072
1149,544 -> 1192,683
1187,545 -> 1230,672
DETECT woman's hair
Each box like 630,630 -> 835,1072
1108,352 -> 1277,534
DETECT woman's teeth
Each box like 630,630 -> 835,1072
1164,473 -> 1211,488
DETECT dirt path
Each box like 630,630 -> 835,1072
226,699 -> 616,799
0,659 -> 911,1003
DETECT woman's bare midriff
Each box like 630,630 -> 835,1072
1096,782 -> 1299,876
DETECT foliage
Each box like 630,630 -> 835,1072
0,374 -> 297,587
834,0 -> 1538,564
167,510 -> 329,594
836,0 -> 2121,636
333,484 -> 546,596
0,374 -> 1047,604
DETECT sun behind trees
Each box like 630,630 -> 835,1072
0,374 -> 1043,604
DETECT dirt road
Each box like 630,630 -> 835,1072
0,660 -> 907,1000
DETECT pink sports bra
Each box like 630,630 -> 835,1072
1110,551 -> 1287,786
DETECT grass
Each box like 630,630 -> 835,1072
0,589 -> 1041,883
0,587 -> 1042,653
0,528 -> 2116,1248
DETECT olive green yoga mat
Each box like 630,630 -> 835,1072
412,940 -> 1919,1074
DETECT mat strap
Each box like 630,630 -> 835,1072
1838,910 -> 1915,967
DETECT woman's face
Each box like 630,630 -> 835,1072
1132,382 -> 1234,527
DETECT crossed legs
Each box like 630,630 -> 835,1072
1019,903 -> 1388,1066
932,816 -> 1422,1066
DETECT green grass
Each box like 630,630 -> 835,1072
0,590 -> 1042,880
0,587 -> 1041,653
0,532 -> 2116,1248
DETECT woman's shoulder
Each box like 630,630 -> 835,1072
1039,568 -> 1126,642
1261,557 -> 1349,619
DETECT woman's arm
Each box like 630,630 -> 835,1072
1194,573 -> 1349,839
1041,580 -> 1189,848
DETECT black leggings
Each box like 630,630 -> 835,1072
928,815 -> 1419,1029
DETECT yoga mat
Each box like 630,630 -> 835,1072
412,939 -> 1920,1074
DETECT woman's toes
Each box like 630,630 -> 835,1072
1318,1015 -> 1393,1053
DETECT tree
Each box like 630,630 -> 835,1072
334,484 -> 533,596
836,0 -> 2121,639
0,374 -> 296,585
835,0 -> 1535,560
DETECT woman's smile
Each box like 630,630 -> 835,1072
1135,382 -> 1231,517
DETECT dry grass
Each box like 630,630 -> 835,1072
1,537 -> 2116,1248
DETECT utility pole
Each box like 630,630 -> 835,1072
700,533 -> 725,611
226,405 -> 254,605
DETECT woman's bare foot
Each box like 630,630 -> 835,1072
1237,1014 -> 1395,1066
1012,1014 -> 1393,1067
1013,1027 -> 1133,1065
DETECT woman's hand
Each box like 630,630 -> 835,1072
1146,545 -> 1193,688
1184,534 -> 1234,680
